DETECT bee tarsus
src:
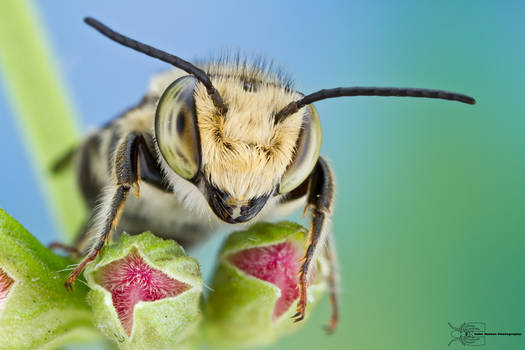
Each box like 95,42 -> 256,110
293,157 -> 335,325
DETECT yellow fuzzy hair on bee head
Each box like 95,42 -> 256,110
192,60 -> 304,200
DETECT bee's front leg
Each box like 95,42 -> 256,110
293,157 -> 338,330
65,132 -> 143,290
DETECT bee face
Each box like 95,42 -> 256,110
155,71 -> 323,223
68,18 -> 475,328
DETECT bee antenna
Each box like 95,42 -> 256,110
84,17 -> 227,114
275,87 -> 476,122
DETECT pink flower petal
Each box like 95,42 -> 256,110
0,267 -> 14,315
229,241 -> 302,320
97,249 -> 190,336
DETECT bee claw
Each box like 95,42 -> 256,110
293,313 -> 305,322
324,323 -> 337,334
324,309 -> 339,333
291,311 -> 302,319
291,277 -> 308,323
64,251 -> 97,291
64,280 -> 73,292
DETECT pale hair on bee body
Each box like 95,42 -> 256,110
80,61 -> 302,253
146,58 -> 305,201
148,61 -> 302,214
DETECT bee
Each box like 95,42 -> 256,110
54,17 -> 475,331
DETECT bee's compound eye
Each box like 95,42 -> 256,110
155,76 -> 201,181
279,105 -> 322,194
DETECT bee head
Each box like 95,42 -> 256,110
84,17 -> 476,224
155,71 -> 322,224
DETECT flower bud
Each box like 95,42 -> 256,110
0,209 -> 98,350
84,232 -> 203,350
205,221 -> 327,348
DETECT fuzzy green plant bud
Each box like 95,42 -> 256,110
84,232 -> 203,350
0,209 -> 98,350
205,221 -> 328,349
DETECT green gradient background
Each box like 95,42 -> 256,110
1,1 -> 524,349
271,2 -> 525,349
295,3 -> 525,350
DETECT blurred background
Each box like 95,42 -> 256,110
1,1 -> 524,349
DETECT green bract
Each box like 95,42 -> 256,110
0,207 -> 323,349
84,232 -> 203,350
0,209 -> 98,350
205,221 -> 328,349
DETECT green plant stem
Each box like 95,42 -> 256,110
0,0 -> 84,240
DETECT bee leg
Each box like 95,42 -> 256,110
65,133 -> 142,290
324,230 -> 340,333
65,186 -> 130,290
49,242 -> 81,256
293,157 -> 334,323
49,218 -> 92,257
50,145 -> 77,173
